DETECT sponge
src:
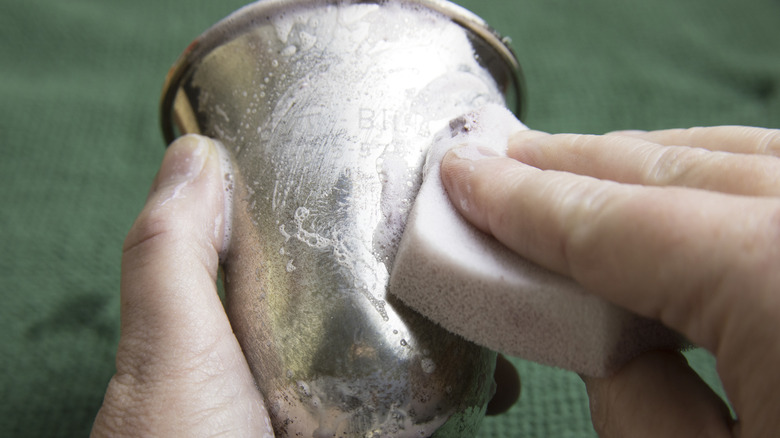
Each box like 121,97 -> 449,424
388,105 -> 685,377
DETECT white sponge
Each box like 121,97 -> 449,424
388,105 -> 685,377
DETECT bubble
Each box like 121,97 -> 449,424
294,206 -> 310,221
298,31 -> 317,50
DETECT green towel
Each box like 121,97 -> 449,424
1,0 -> 777,436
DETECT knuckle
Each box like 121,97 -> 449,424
122,210 -> 193,265
565,133 -> 600,152
481,162 -> 525,233
559,180 -> 615,249
123,210 -> 172,255
757,129 -> 780,157
643,145 -> 708,186
123,202 -> 206,261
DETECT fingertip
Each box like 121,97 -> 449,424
128,134 -> 230,260
440,145 -> 474,185
449,143 -> 503,161
120,135 -> 236,357
441,142 -> 547,239
440,146 -> 477,215
147,134 -> 213,198
439,145 -> 504,235
440,144 -> 502,204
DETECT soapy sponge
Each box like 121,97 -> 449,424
388,105 -> 686,377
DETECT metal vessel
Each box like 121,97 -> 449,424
160,1 -> 522,436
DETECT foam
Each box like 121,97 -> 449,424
388,104 -> 686,377
213,138 -> 235,263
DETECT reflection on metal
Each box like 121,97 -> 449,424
160,1 -> 523,436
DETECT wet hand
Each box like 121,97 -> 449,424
441,125 -> 780,437
91,135 -> 274,437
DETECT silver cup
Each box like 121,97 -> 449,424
160,1 -> 522,436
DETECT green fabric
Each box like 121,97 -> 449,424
1,0 -> 777,436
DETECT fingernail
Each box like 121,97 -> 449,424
440,144 -> 502,214
439,150 -> 473,213
159,134 -> 213,185
509,129 -> 550,146
448,143 -> 503,161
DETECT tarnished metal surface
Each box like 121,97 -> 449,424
160,1 -> 522,436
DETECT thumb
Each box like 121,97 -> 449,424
121,134 -> 233,353
94,135 -> 272,436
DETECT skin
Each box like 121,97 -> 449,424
94,125 -> 780,437
91,134 -> 517,437
92,135 -> 274,437
440,125 -> 780,437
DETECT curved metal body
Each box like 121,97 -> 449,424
160,1 -> 522,436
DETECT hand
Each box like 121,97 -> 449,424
91,134 -> 522,436
440,125 -> 780,437
91,135 -> 274,437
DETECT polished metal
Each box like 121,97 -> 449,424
160,1 -> 522,436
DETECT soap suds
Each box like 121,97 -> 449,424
215,139 -> 235,262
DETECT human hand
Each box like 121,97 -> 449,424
91,135 -> 274,437
440,126 -> 780,437
91,133 -> 524,437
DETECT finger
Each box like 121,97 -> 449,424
120,134 -> 234,365
506,130 -> 780,196
607,126 -> 780,156
95,135 -> 273,436
440,147 -> 780,351
582,350 -> 735,438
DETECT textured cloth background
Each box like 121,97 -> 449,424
1,0 -> 778,436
